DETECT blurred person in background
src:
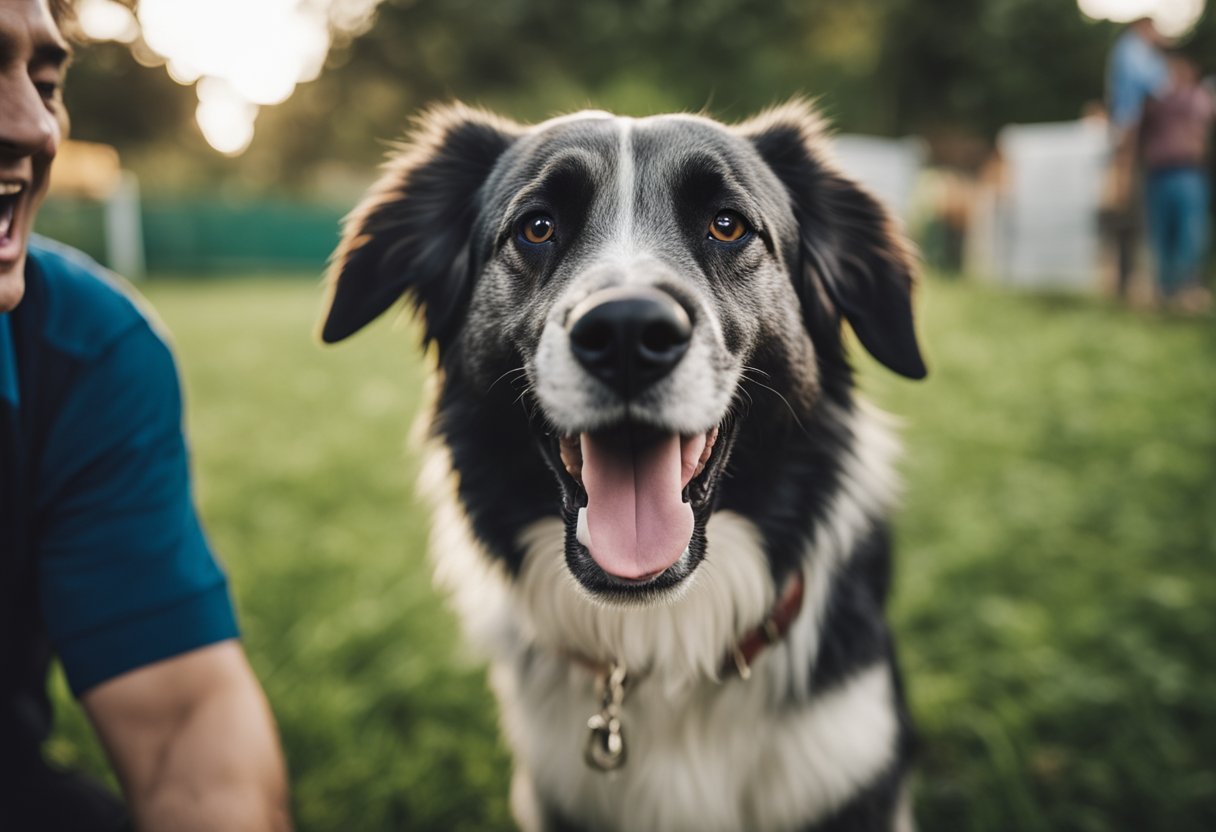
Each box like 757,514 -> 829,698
0,1 -> 291,830
1107,16 -> 1171,133
1140,53 -> 1214,312
1105,16 -> 1170,299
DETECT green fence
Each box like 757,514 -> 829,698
35,197 -> 109,265
37,195 -> 346,277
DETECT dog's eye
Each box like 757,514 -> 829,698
708,211 -> 749,243
520,214 -> 556,245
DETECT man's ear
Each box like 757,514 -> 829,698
319,103 -> 522,346
739,100 -> 927,380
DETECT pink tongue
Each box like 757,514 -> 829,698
580,431 -> 706,581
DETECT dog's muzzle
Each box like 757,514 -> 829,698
567,286 -> 691,400
555,286 -> 719,585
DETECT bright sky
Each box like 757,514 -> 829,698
77,0 -> 385,156
1077,0 -> 1206,36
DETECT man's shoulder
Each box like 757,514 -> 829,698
1110,30 -> 1137,60
27,235 -> 163,363
1111,31 -> 1162,70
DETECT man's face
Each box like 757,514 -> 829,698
1135,18 -> 1168,49
0,0 -> 69,312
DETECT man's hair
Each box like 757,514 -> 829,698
48,0 -> 76,27
48,0 -> 84,43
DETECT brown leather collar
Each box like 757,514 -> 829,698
722,571 -> 806,679
564,571 -> 806,682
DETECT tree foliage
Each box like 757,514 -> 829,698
60,0 -> 1214,193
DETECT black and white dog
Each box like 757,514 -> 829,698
320,100 -> 927,832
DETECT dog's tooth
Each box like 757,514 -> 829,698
576,507 -> 591,548
0,182 -> 22,196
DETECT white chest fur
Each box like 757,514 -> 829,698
494,643 -> 899,832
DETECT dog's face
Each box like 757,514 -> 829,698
321,102 -> 925,602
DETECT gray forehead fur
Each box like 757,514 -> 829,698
480,112 -> 799,268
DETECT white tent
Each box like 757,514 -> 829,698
986,120 -> 1110,291
832,134 -> 926,224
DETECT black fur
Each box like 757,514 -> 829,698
811,524 -> 897,694
321,105 -> 520,347
746,117 -> 927,381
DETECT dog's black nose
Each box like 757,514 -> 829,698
567,287 -> 692,399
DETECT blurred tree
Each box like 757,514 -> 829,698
60,0 -> 1205,193
877,0 -> 1115,137
1185,1 -> 1216,62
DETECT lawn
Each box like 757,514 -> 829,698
46,274 -> 1216,831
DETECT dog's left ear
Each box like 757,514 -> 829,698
320,103 -> 522,346
739,101 -> 927,380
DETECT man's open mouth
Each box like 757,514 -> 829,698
0,182 -> 24,246
544,420 -> 732,591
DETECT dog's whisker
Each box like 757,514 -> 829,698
733,387 -> 754,420
742,377 -> 811,438
513,384 -> 539,412
488,366 -> 528,393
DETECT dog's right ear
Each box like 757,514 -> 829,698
319,103 -> 522,345
738,100 -> 927,380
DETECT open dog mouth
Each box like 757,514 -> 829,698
544,420 -> 732,592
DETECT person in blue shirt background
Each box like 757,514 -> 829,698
1107,16 -> 1170,136
1104,16 -> 1171,300
1,2 -> 291,830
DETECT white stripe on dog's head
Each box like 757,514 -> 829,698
616,117 -> 635,251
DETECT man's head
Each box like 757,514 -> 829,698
1130,16 -> 1168,48
0,0 -> 71,312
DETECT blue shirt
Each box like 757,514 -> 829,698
1107,29 -> 1169,131
1,237 -> 237,739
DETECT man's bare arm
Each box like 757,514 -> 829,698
82,640 -> 292,832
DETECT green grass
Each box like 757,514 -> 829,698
47,275 -> 1216,831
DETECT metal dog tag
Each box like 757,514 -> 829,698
584,661 -> 628,772
584,713 -> 626,771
